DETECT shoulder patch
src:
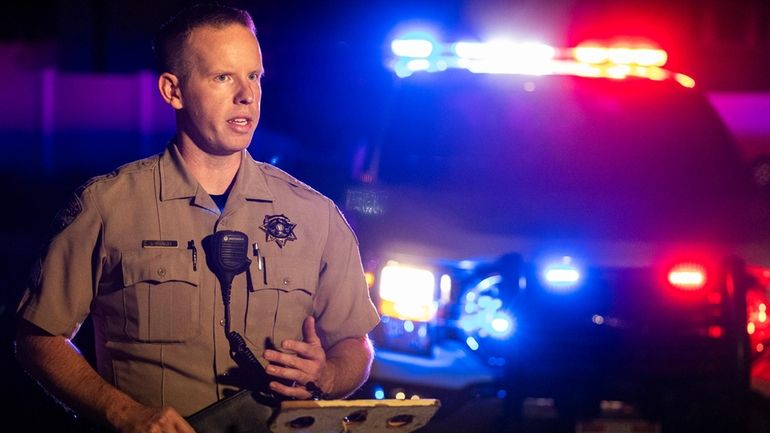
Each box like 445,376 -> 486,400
47,171 -> 111,237
49,192 -> 84,237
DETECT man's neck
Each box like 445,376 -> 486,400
176,140 -> 242,195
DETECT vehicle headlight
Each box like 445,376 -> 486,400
379,261 -> 437,322
459,275 -> 517,341
541,256 -> 582,293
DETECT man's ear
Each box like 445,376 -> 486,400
158,72 -> 183,109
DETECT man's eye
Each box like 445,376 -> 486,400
248,72 -> 261,81
215,74 -> 229,82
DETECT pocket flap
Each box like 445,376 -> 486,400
122,249 -> 198,287
251,256 -> 318,294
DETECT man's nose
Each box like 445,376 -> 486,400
235,80 -> 255,104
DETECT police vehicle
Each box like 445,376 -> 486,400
343,30 -> 770,433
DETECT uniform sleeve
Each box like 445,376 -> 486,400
17,186 -> 104,339
313,200 -> 380,348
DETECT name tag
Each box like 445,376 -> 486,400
141,240 -> 179,248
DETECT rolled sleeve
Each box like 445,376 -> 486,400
313,200 -> 379,348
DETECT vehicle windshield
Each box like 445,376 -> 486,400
377,72 -> 752,242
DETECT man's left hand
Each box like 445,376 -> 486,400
263,316 -> 333,400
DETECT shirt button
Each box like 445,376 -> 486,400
219,319 -> 225,327
282,277 -> 291,286
157,267 -> 167,278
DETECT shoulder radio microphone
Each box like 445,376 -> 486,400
205,230 -> 251,293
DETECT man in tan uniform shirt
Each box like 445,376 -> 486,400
15,4 -> 379,433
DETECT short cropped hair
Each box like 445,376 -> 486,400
153,3 -> 256,78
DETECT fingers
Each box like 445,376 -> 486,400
264,349 -> 319,382
302,316 -> 322,346
118,405 -> 195,433
157,407 -> 195,433
281,316 -> 324,360
268,380 -> 312,400
147,406 -> 196,433
272,316 -> 325,362
173,412 -> 197,433
264,348 -> 306,370
280,340 -> 323,361
262,316 -> 329,400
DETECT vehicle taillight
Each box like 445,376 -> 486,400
747,287 -> 770,356
667,262 -> 707,290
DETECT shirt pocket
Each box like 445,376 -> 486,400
245,256 -> 319,348
120,249 -> 200,343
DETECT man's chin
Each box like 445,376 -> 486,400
209,138 -> 253,156
176,131 -> 253,157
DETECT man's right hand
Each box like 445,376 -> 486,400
114,404 -> 195,433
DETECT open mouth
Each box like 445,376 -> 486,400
228,118 -> 250,126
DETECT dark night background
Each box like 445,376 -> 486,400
1,0 -> 770,431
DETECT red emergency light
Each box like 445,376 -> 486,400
573,41 -> 668,67
667,262 -> 707,291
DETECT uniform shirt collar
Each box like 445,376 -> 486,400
159,141 -> 274,203
229,151 -> 274,203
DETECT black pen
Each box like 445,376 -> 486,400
187,240 -> 198,271
262,256 -> 267,285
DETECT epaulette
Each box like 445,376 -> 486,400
259,162 -> 324,198
78,154 -> 160,194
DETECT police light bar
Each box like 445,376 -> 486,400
389,33 -> 694,87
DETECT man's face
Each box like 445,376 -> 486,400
176,23 -> 263,156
